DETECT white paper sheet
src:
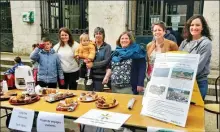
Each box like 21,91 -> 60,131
74,109 -> 131,130
37,112 -> 65,132
9,108 -> 35,132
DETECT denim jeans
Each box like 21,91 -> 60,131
197,79 -> 208,100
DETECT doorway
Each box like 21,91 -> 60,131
163,0 -> 203,34
132,0 -> 203,35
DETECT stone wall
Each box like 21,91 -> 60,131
203,1 -> 219,70
10,1 -> 41,55
88,1 -> 127,50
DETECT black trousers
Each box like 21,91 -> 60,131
37,81 -> 57,88
92,80 -> 104,92
79,62 -> 92,79
59,71 -> 79,90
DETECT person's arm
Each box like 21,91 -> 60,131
102,68 -> 112,84
75,47 -> 80,58
72,41 -> 79,56
137,58 -> 147,87
197,41 -> 212,75
170,41 -> 179,51
53,44 -> 59,52
30,47 -> 41,62
179,40 -> 186,51
88,44 -> 96,60
92,45 -> 112,69
5,63 -> 19,74
56,55 -> 64,80
170,34 -> 177,43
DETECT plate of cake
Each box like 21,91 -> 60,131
44,92 -> 76,103
0,91 -> 17,101
56,98 -> 78,112
95,96 -> 118,109
9,93 -> 40,105
78,91 -> 98,102
37,88 -> 58,96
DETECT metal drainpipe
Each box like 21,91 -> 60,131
126,0 -> 129,31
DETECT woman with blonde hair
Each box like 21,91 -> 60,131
146,21 -> 178,80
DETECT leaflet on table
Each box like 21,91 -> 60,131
74,109 -> 131,130
141,53 -> 200,127
9,108 -> 35,132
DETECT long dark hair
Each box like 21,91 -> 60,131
58,27 -> 74,47
184,15 -> 212,42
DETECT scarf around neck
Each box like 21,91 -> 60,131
112,43 -> 146,62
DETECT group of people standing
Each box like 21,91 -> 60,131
146,15 -> 212,100
4,14 -> 209,100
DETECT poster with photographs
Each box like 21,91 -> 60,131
141,53 -> 200,127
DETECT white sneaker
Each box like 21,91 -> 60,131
77,78 -> 85,85
86,79 -> 93,85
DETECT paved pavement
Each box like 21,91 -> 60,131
0,109 -> 218,132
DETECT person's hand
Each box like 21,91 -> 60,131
7,74 -> 12,79
102,76 -> 109,84
75,56 -> 79,59
38,43 -> 45,49
137,86 -> 144,92
84,59 -> 88,63
86,62 -> 93,69
84,59 -> 92,64
59,79 -> 65,85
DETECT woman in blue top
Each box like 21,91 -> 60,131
103,31 -> 146,94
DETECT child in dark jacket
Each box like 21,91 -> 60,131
4,56 -> 24,88
30,37 -> 64,88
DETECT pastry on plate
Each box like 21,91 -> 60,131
56,98 -> 78,112
79,91 -> 98,101
9,93 -> 39,104
96,96 -> 117,108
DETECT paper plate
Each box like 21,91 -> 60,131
78,97 -> 97,102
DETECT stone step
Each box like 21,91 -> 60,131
208,74 -> 219,85
0,72 -> 4,80
204,95 -> 220,104
0,59 -> 31,66
210,70 -> 219,75
0,64 -> 12,72
0,64 -> 32,73
207,85 -> 219,96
